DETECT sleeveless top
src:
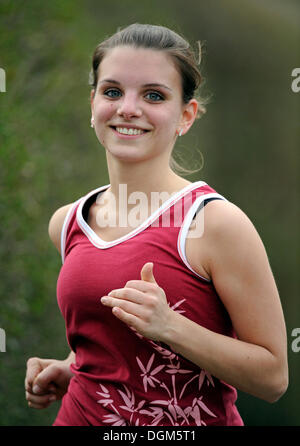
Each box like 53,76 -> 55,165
53,181 -> 244,426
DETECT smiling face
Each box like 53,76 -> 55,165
90,46 -> 197,164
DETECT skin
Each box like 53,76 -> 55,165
90,46 -> 198,207
25,45 -> 288,410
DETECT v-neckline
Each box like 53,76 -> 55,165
76,181 -> 207,249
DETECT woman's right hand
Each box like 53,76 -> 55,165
25,356 -> 74,409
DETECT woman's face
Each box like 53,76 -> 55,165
91,46 -> 197,163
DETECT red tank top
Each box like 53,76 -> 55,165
53,181 -> 244,426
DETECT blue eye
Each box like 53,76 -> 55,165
145,92 -> 164,101
104,89 -> 121,98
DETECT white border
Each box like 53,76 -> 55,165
177,193 -> 228,282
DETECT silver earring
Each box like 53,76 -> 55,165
178,129 -> 183,136
91,117 -> 94,128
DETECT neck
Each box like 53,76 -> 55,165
105,153 -> 191,200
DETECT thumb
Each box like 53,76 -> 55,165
140,262 -> 157,284
33,364 -> 60,394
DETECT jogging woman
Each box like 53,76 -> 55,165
25,23 -> 288,426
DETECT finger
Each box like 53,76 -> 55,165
26,384 -> 56,396
101,296 -> 145,318
26,392 -> 57,409
25,357 -> 43,391
106,288 -> 144,304
26,391 -> 56,406
140,262 -> 157,284
33,364 -> 61,394
124,280 -> 156,293
111,306 -> 142,331
27,399 -> 52,410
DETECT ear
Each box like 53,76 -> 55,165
178,99 -> 198,136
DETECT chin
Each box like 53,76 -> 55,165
106,147 -> 149,162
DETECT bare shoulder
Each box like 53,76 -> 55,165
48,203 -> 74,253
200,198 -> 269,279
204,199 -> 259,238
187,199 -> 266,281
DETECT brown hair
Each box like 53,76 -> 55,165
89,23 -> 207,176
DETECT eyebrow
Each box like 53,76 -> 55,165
99,79 -> 172,91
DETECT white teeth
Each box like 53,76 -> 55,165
115,127 -> 145,135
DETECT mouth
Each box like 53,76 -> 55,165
110,126 -> 150,138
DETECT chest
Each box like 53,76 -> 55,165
87,201 -> 211,281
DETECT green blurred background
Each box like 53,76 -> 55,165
0,0 -> 299,426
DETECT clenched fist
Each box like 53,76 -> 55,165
25,355 -> 74,409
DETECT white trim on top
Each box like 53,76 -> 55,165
177,193 -> 228,282
60,198 -> 83,264
60,183 -> 111,263
76,181 -> 207,250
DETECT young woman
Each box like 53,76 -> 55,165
25,24 -> 288,426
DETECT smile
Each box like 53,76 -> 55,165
116,127 -> 145,135
110,126 -> 150,138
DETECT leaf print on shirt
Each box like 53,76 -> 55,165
165,360 -> 193,375
184,396 -> 217,426
149,397 -> 190,426
102,413 -> 127,426
96,383 -> 120,416
96,297 -> 217,426
118,385 -> 146,425
169,298 -> 186,314
198,369 -> 215,389
136,353 -> 165,392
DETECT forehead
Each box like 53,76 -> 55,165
98,46 -> 181,87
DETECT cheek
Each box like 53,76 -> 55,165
93,103 -> 115,144
153,105 -> 180,129
95,103 -> 115,122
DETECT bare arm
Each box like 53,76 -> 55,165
25,203 -> 75,409
64,350 -> 76,366
164,201 -> 288,402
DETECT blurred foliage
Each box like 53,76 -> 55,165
0,0 -> 299,426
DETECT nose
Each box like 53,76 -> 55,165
117,92 -> 142,119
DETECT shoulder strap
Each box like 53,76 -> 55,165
177,193 -> 229,282
60,184 -> 111,263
